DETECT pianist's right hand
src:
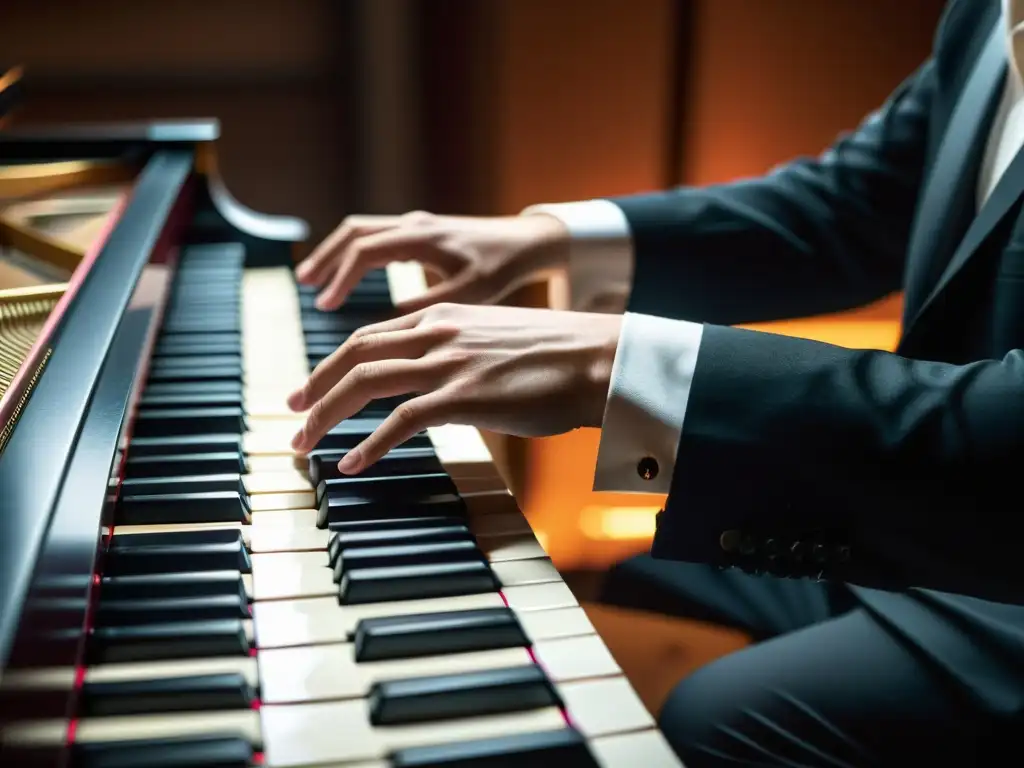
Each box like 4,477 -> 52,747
295,211 -> 569,313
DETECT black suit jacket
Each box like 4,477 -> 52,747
612,0 -> 1024,710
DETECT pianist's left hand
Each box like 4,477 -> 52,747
287,303 -> 622,474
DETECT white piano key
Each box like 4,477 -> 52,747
247,490 -> 316,511
241,470 -> 312,495
248,521 -> 329,553
478,532 -> 548,562
531,634 -> 621,682
3,710 -> 262,748
556,677 -> 656,738
246,453 -> 303,472
517,606 -> 596,642
470,509 -> 533,537
490,558 -> 562,587
590,730 -> 684,767
461,488 -> 520,518
251,551 -> 333,601
83,657 -> 259,687
502,582 -> 578,612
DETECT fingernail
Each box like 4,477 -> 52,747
315,295 -> 329,311
338,449 -> 361,475
291,429 -> 306,451
286,390 -> 304,411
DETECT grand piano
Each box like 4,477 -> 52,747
0,120 -> 682,766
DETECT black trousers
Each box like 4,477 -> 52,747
601,556 -> 999,767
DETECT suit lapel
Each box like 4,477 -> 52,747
901,20 -> 1007,341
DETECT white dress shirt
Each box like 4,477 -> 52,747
525,0 -> 1024,495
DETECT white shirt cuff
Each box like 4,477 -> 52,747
521,200 -> 634,313
593,312 -> 704,494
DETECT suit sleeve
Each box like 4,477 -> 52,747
612,57 -> 938,326
653,326 -> 1024,604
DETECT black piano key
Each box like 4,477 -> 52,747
339,559 -> 497,605
101,570 -> 248,601
353,607 -> 528,662
328,523 -> 474,568
121,473 -> 245,497
319,491 -> 465,528
74,735 -> 254,768
80,673 -> 255,718
110,527 -> 242,548
160,319 -> 241,332
180,243 -> 246,263
155,341 -> 243,358
304,343 -> 340,360
133,407 -> 247,437
128,434 -> 243,457
87,619 -> 250,664
147,366 -> 242,384
316,472 -> 457,507
301,331 -> 351,345
309,446 -> 440,485
115,491 -> 251,526
299,313 -> 378,333
334,540 -> 482,581
390,728 -> 596,768
328,515 -> 466,534
125,452 -> 246,479
143,381 -> 243,396
150,354 -> 243,371
368,664 -> 558,725
95,593 -> 249,625
156,331 -> 241,346
141,391 -> 245,409
106,531 -> 251,575
315,427 -> 431,452
164,304 -> 240,313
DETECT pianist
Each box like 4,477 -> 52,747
290,0 -> 1024,764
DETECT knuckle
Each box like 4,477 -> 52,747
351,360 -> 381,384
393,402 -> 421,427
401,210 -> 435,227
307,399 -> 325,432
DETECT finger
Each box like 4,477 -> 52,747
338,391 -> 455,474
287,321 -> 433,412
291,358 -> 438,453
295,215 -> 399,285
315,229 -> 431,311
394,270 -> 483,314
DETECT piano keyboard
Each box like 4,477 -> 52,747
0,243 -> 680,767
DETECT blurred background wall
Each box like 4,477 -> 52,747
1,0 -> 946,575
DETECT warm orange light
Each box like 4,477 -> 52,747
581,505 -> 660,541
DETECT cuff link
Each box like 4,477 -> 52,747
637,456 -> 659,481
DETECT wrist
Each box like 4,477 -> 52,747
518,212 -> 571,276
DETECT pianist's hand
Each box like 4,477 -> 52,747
287,303 -> 621,473
295,211 -> 569,313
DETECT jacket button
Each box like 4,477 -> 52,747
636,456 -> 659,480
812,544 -> 828,564
719,529 -> 742,552
790,541 -> 808,562
763,538 -> 782,560
836,545 -> 851,563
